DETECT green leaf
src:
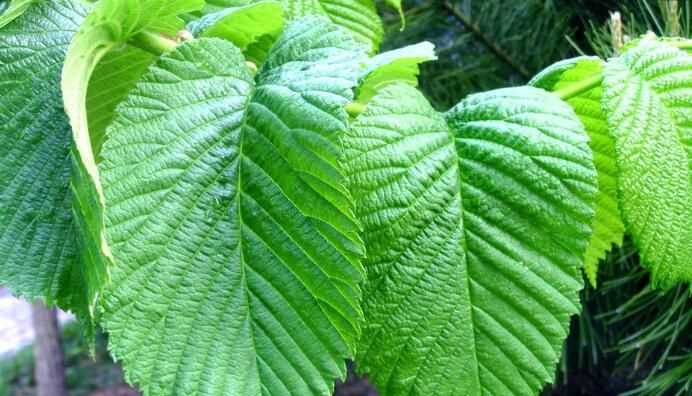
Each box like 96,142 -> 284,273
188,0 -> 283,45
531,57 -> 624,287
188,0 -> 284,64
61,0 -> 204,316
203,0 -> 253,8
0,0 -> 91,312
281,0 -> 382,53
0,0 -> 34,27
99,19 -> 367,395
344,84 -> 596,395
602,39 -> 692,288
355,41 -> 436,105
86,47 -> 156,156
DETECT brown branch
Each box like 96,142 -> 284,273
32,301 -> 68,396
442,1 -> 531,79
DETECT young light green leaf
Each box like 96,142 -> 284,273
345,84 -> 597,395
188,0 -> 283,45
87,47 -> 156,156
356,41 -> 436,105
188,0 -> 284,64
0,0 -> 92,314
602,39 -> 692,288
0,0 -> 34,27
61,0 -> 204,315
100,19 -> 367,396
531,57 -> 624,286
281,0 -> 382,53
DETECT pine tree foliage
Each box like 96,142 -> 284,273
379,0 -> 578,109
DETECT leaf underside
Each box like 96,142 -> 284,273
531,57 -> 625,286
0,0 -> 90,314
345,84 -> 596,396
62,0 -> 205,317
100,19 -> 367,396
602,40 -> 692,288
86,46 -> 156,156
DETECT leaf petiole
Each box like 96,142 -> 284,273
672,40 -> 692,50
345,102 -> 366,118
129,30 -> 179,55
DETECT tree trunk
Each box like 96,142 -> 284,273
31,300 -> 68,396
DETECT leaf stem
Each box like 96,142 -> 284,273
555,74 -> 603,100
130,31 -> 178,55
672,40 -> 692,50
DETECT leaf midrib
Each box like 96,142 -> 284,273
449,122 -> 483,395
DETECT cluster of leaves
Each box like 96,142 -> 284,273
0,1 -> 691,396
548,2 -> 692,395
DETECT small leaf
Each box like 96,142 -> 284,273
188,0 -> 284,63
0,0 -> 34,28
602,39 -> 692,288
531,57 -> 624,286
188,0 -> 284,64
281,0 -> 382,53
356,41 -> 436,105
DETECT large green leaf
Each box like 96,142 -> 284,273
602,39 -> 692,288
281,0 -> 382,53
99,19 -> 367,395
61,0 -> 204,315
344,84 -> 596,395
0,0 -> 90,312
531,57 -> 624,286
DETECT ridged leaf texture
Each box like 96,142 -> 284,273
99,19 -> 366,396
61,0 -> 204,315
602,40 -> 692,288
187,0 -> 284,65
281,0 -> 382,53
0,0 -> 91,313
531,57 -> 625,286
344,84 -> 597,395
188,1 -> 283,45
0,0 -> 34,27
